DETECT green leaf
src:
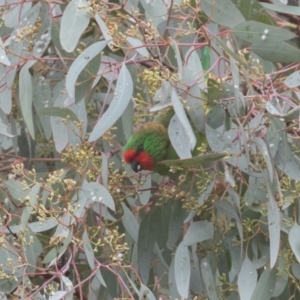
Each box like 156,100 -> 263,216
168,114 -> 193,159
159,152 -> 225,168
66,41 -> 107,99
138,173 -> 151,205
200,0 -> 245,28
122,202 -> 139,243
138,210 -> 156,284
50,91 -> 69,152
19,63 -> 35,139
233,21 -> 296,43
0,37 -> 10,66
202,46 -> 210,72
265,175 -> 280,268
167,201 -> 188,250
251,42 -> 300,63
183,221 -> 214,246
232,0 -> 276,25
89,64 -> 133,142
24,228 -> 43,273
174,241 -> 190,299
253,137 -> 273,182
261,2 -> 300,16
139,284 -> 156,300
270,117 -> 300,181
201,257 -> 218,300
289,223 -> 300,264
127,37 -> 150,58
284,71 -> 300,88
214,36 -> 249,69
238,257 -> 257,300
38,107 -> 79,122
82,182 -> 115,211
3,1 -> 33,28
250,267 -> 276,300
291,264 -> 300,280
95,14 -> 113,49
59,0 -> 90,52
82,230 -> 106,287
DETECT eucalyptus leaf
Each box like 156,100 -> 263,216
251,41 -> 300,63
38,107 -> 79,122
233,21 -> 296,43
60,0 -> 90,52
284,71 -> 300,88
183,221 -> 214,246
122,202 -> 139,243
289,222 -> 300,264
201,0 -> 245,28
265,175 -> 280,268
138,209 -> 156,284
89,64 -> 133,142
174,241 -> 190,299
171,88 -> 196,151
19,63 -> 35,139
250,267 -> 276,300
238,257 -> 257,300
82,182 -> 115,211
201,257 -> 218,300
262,2 -> 300,15
66,41 -> 107,99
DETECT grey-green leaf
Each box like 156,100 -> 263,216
38,107 -> 79,122
289,222 -> 300,264
201,257 -> 218,300
174,241 -> 190,299
82,182 -> 115,211
168,114 -> 192,159
201,0 -> 245,28
250,267 -> 276,300
66,41 -> 107,99
266,177 -> 280,268
238,257 -> 257,300
183,221 -> 214,246
60,0 -> 90,52
284,71 -> 300,88
89,64 -> 133,142
251,42 -> 300,63
233,21 -> 296,43
171,88 -> 196,151
19,63 -> 35,139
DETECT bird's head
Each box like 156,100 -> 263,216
123,122 -> 169,172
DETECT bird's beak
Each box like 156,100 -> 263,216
130,160 -> 141,172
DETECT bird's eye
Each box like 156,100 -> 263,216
137,144 -> 143,152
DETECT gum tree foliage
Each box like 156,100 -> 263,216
1,0 -> 300,299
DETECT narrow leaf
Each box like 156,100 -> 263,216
234,21 -> 296,43
265,176 -> 280,268
289,223 -> 300,264
201,0 -> 245,28
171,88 -> 196,151
60,0 -> 90,52
174,241 -> 190,299
38,107 -> 79,122
201,257 -> 218,300
183,221 -> 214,246
82,182 -> 115,211
238,257 -> 257,300
19,64 -> 35,139
89,64 -> 133,142
66,41 -> 107,99
250,267 -> 276,300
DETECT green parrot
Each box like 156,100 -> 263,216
123,109 -> 206,175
